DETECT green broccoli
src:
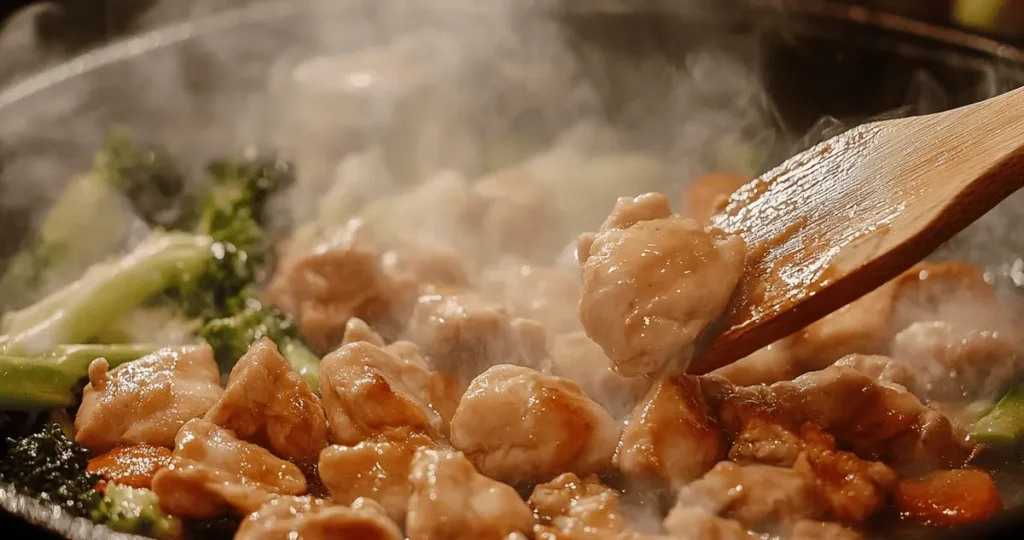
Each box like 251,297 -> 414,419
971,380 -> 1024,448
0,423 -> 101,518
92,483 -> 182,540
0,344 -> 160,410
0,131 -> 196,311
200,300 -> 320,390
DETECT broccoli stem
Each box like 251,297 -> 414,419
0,232 -> 213,355
971,380 -> 1024,448
0,344 -> 160,410
280,340 -> 321,391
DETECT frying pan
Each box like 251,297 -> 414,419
1,0 -> 1024,538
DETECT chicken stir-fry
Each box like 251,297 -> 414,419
235,496 -> 403,540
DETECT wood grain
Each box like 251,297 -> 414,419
689,86 -> 1024,374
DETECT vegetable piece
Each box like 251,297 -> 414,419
0,131 -> 194,311
200,302 -> 320,390
0,423 -> 101,517
87,444 -> 173,490
0,344 -> 160,410
92,483 -> 183,539
894,469 -> 1002,526
954,0 -> 1006,30
971,380 -> 1024,447
0,232 -> 215,355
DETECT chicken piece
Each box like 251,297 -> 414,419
892,321 -> 1021,400
711,365 -> 977,473
616,376 -> 725,485
470,166 -> 566,261
150,419 -> 307,517
670,461 -> 822,529
75,345 -> 223,452
381,240 -> 471,289
788,282 -> 898,372
406,448 -> 535,540
682,171 -> 748,226
712,339 -> 798,386
450,364 -> 620,483
235,495 -> 402,540
728,417 -> 806,468
890,261 -> 1004,332
794,424 -> 897,523
578,192 -> 746,376
341,317 -> 387,347
832,354 -> 916,388
407,288 -> 550,379
529,473 -> 629,538
663,506 -> 755,540
479,262 -> 583,334
204,338 -> 328,463
788,520 -> 862,540
318,430 -> 435,521
319,341 -> 444,444
264,219 -> 418,350
549,331 -> 651,419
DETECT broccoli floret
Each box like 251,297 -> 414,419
0,423 -> 101,517
0,344 -> 160,410
0,131 -> 195,312
198,156 -> 294,256
92,483 -> 182,540
200,301 -> 320,390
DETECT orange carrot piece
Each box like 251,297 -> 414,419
87,443 -> 173,490
894,469 -> 1002,526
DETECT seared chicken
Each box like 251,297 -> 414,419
235,496 -> 402,540
712,339 -> 798,386
663,506 -> 755,540
75,345 -> 223,452
406,448 -> 535,540
450,364 -> 620,483
549,331 -> 651,419
150,419 -> 306,517
616,376 -> 725,486
831,354 -> 916,388
529,473 -> 671,539
578,192 -> 745,376
204,338 -> 328,463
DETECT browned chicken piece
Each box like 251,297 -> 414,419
450,364 -> 620,483
709,365 -> 977,473
204,338 -> 328,464
788,520 -> 863,540
381,240 -> 471,289
681,171 -> 748,226
711,339 -> 798,386
235,495 -> 403,540
470,166 -> 566,261
892,321 -> 1021,400
407,288 -> 550,379
75,345 -> 223,452
151,419 -> 307,517
529,472 -> 672,539
264,219 -> 418,350
319,340 -> 449,443
668,461 -> 822,530
663,506 -> 756,540
341,317 -> 388,347
794,424 -> 897,524
578,192 -> 746,376
318,429 -> 436,521
832,354 -> 916,388
406,448 -> 535,540
479,262 -> 583,334
728,417 -> 806,468
616,376 -> 725,486
549,331 -> 651,419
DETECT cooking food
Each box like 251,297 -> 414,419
0,115 -> 1021,540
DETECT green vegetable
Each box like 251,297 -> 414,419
200,301 -> 320,390
954,0 -> 1006,30
971,380 -> 1024,447
0,423 -> 101,517
93,483 -> 182,540
0,344 -> 160,410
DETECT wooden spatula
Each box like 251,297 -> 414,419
688,86 -> 1024,375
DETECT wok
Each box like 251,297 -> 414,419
1,0 -> 1024,538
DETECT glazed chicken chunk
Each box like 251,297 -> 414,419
450,364 -> 619,483
75,345 -> 223,452
407,288 -> 549,379
549,331 -> 652,419
616,376 -> 725,486
150,419 -> 307,517
204,338 -> 328,463
578,192 -> 746,376
528,473 -> 671,539
406,448 -> 535,540
235,496 -> 402,540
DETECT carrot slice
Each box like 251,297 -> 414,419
87,444 -> 173,490
894,469 -> 1002,526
